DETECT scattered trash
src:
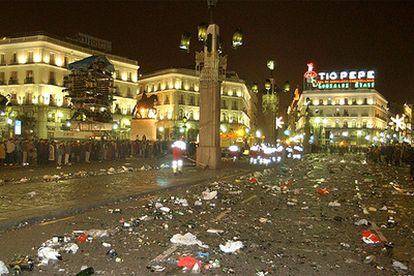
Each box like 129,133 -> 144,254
170,233 -> 208,248
207,229 -> 224,234
317,188 -> 330,196
196,251 -> 210,259
76,266 -> 94,276
63,243 -> 79,254
177,256 -> 202,272
38,246 -> 62,265
108,208 -> 122,214
364,255 -> 376,264
160,206 -> 171,213
107,249 -> 118,258
248,177 -> 257,183
328,200 -> 341,207
354,219 -> 369,226
362,230 -> 381,244
8,256 -> 34,273
149,265 -> 166,272
219,240 -> 244,253
392,260 -> 408,271
202,189 -> 218,200
0,261 -> 9,275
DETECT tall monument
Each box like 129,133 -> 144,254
196,24 -> 226,169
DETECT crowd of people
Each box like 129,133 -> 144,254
0,136 -> 170,167
367,143 -> 414,180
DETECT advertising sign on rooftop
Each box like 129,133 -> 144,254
304,63 -> 375,90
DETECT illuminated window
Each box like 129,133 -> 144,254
28,52 -> 34,63
49,53 -> 55,65
9,71 -> 18,84
25,70 -> 34,84
222,99 -> 227,109
179,94 -> 185,105
178,109 -> 184,119
319,99 -> 324,105
164,95 -> 170,105
127,72 -> 132,81
232,100 -> 238,110
11,52 -> 17,64
343,121 -> 348,128
49,71 -> 56,85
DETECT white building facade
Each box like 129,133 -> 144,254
138,68 -> 255,144
297,66 -> 389,146
0,32 -> 139,139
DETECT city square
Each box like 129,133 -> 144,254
0,1 -> 413,275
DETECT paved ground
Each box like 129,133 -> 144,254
0,157 -> 252,229
0,154 -> 413,275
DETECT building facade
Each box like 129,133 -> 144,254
297,66 -> 389,147
0,32 -> 139,139
138,68 -> 256,145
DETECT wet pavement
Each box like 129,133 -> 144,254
0,158 -> 252,229
0,153 -> 413,275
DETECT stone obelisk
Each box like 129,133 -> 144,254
196,24 -> 222,169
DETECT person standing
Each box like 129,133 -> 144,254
172,139 -> 186,175
22,139 -> 29,166
49,141 -> 56,164
85,141 -> 91,163
5,138 -> 16,166
64,142 -> 71,165
0,140 -> 5,167
57,143 -> 64,166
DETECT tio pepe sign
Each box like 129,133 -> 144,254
304,63 -> 376,90
318,70 -> 375,81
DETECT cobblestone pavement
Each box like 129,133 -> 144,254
0,154 -> 413,275
0,157 -> 251,229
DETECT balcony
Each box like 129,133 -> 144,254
24,77 -> 34,84
8,79 -> 18,85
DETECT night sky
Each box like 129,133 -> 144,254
3,1 -> 413,110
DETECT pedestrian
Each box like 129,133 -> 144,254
172,138 -> 186,175
409,146 -> 414,182
57,143 -> 64,166
5,138 -> 16,166
64,142 -> 71,165
85,141 -> 91,163
49,141 -> 56,163
0,140 -> 5,166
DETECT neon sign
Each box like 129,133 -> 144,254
304,63 -> 376,90
303,63 -> 318,88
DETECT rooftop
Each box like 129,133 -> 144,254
0,31 -> 138,66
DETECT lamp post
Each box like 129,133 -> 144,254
179,0 -> 244,169
182,115 -> 188,140
253,60 -> 290,144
